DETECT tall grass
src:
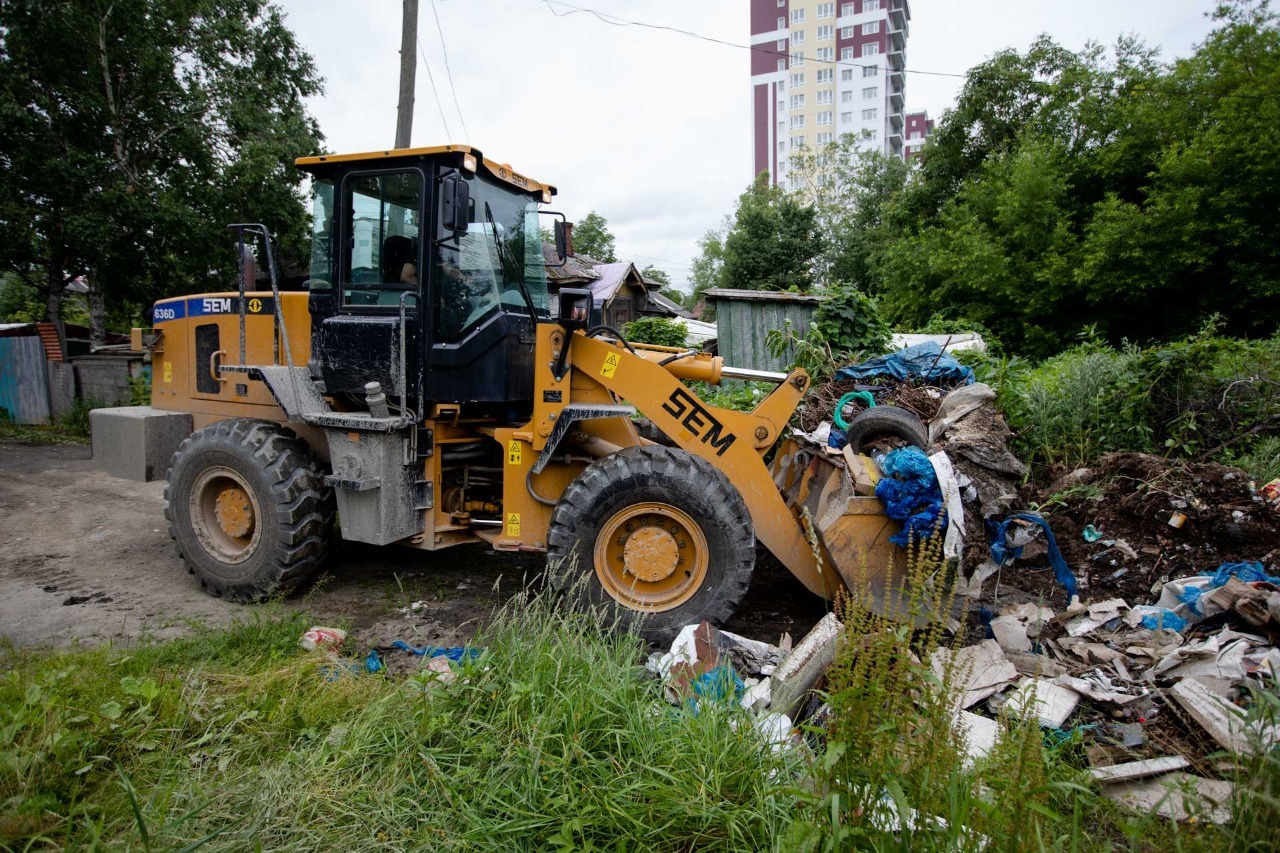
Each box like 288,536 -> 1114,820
1,595 -> 798,851
3,562 -> 1274,850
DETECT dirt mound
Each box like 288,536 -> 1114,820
1001,452 -> 1280,605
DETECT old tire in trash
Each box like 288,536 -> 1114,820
843,406 -> 929,454
165,418 -> 335,601
546,445 -> 755,642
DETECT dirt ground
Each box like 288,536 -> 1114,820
0,441 -> 827,651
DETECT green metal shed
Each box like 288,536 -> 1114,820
705,288 -> 823,373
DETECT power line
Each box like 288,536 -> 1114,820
429,0 -> 471,141
616,250 -> 693,267
539,0 -> 967,80
537,0 -> 1280,104
416,40 -> 453,139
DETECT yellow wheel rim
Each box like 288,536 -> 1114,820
593,502 -> 709,612
190,466 -> 261,564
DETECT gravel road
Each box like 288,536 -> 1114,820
0,440 -> 825,649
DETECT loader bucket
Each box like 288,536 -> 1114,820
771,439 -> 933,623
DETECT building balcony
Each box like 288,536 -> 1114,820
889,85 -> 904,111
889,28 -> 906,52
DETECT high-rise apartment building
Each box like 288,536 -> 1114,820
904,110 -> 934,158
750,0 -> 911,189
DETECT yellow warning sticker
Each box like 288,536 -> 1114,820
507,440 -> 522,465
600,352 -> 619,378
162,361 -> 172,383
505,513 -> 521,536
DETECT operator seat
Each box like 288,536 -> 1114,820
381,235 -> 416,285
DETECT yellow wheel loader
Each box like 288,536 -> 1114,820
91,145 -> 910,640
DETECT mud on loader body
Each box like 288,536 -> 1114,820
92,145 -> 908,639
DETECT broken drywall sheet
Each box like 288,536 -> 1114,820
1002,678 -> 1079,728
1104,772 -> 1233,824
933,640 -> 1019,710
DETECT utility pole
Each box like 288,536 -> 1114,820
395,0 -> 418,149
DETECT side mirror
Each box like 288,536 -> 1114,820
558,288 -> 591,330
441,172 -> 470,233
554,220 -> 567,261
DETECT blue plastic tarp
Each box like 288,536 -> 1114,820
835,341 -> 976,387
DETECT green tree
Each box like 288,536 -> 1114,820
639,265 -> 670,286
0,0 -> 323,337
688,226 -> 728,319
572,210 -> 618,263
842,1 -> 1280,357
787,135 -> 910,289
659,287 -> 689,309
720,174 -> 822,292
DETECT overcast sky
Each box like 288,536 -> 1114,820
276,0 -> 1222,290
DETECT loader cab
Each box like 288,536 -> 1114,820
297,145 -> 556,421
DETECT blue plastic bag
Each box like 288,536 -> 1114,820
987,513 -> 1079,603
874,446 -> 945,546
391,640 -> 481,662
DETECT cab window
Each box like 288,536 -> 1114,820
341,170 -> 423,307
434,174 -> 548,342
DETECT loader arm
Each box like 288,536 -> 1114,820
565,334 -> 840,600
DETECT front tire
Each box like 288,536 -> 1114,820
546,446 -> 755,641
165,418 -> 335,601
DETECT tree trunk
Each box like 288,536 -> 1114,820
88,276 -> 106,350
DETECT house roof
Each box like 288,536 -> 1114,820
648,290 -> 692,318
704,288 -> 823,304
588,262 -> 636,305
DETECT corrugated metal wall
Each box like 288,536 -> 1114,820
712,297 -> 819,373
0,336 -> 52,423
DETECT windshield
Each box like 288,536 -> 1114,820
435,172 -> 548,342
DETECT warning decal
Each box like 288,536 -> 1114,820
600,352 -> 619,378
507,440 -> 522,465
162,361 -> 173,383
505,513 -> 521,536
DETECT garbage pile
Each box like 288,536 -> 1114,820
776,345 -> 1280,823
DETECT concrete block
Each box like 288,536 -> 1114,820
90,406 -> 192,482
771,612 -> 842,719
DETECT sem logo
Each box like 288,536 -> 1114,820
153,306 -> 178,321
247,297 -> 263,313
202,297 -> 232,313
661,388 -> 737,456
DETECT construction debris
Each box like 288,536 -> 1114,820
1103,773 -> 1233,824
933,640 -> 1018,709
1089,755 -> 1190,785
771,613 -> 843,718
1002,678 -> 1080,728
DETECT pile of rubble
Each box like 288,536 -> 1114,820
775,352 -> 1280,823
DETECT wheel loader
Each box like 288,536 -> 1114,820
91,144 -> 910,640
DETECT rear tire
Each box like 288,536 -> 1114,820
546,446 -> 755,642
165,418 -> 335,602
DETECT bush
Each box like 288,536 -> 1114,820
997,328 -> 1280,476
622,316 -> 687,348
